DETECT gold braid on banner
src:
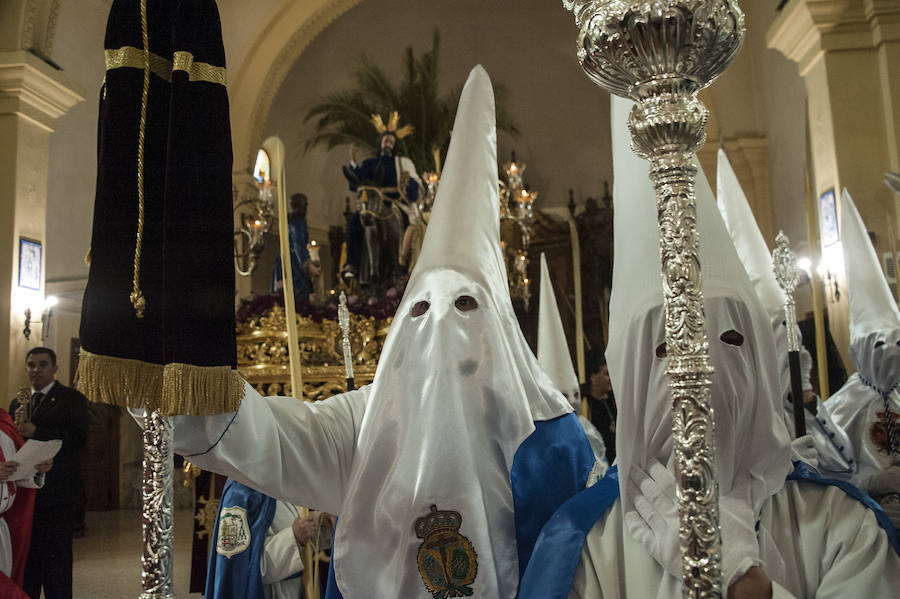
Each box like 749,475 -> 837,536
105,46 -> 226,85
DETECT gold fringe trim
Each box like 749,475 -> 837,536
161,362 -> 243,416
75,350 -> 243,416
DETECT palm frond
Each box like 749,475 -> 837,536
299,28 -> 518,175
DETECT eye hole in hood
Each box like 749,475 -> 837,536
455,295 -> 478,312
411,300 -> 430,317
720,329 -> 744,346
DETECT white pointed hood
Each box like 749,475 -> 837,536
841,188 -> 900,391
716,148 -> 785,315
538,253 -> 581,409
716,148 -> 813,403
608,96 -> 791,585
333,66 -> 570,599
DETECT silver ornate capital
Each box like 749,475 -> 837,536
773,231 -> 801,352
140,410 -> 175,599
565,1 -> 745,596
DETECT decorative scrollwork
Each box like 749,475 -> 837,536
236,305 -> 390,400
773,230 -> 800,352
141,411 -> 174,599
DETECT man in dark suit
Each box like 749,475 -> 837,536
9,347 -> 88,599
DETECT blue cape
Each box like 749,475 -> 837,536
205,479 -> 277,599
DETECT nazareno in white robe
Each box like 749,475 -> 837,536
569,479 -> 900,599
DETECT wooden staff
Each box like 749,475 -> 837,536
804,164 -> 830,400
263,136 -> 316,599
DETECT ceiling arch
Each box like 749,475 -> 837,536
228,0 -> 364,172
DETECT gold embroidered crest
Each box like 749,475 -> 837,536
414,505 -> 477,598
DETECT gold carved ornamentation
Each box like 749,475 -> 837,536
236,305 -> 391,401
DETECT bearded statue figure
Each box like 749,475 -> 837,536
341,112 -> 423,290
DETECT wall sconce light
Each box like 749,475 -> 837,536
23,296 -> 58,341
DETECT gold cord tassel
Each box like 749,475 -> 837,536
130,0 -> 150,318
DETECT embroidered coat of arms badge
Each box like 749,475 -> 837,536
216,505 -> 251,558
414,505 -> 478,598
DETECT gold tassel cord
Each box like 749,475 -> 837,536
130,0 -> 150,319
75,350 -> 243,416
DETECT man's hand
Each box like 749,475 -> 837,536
0,461 -> 18,482
14,405 -> 35,437
35,459 -> 53,473
292,515 -> 317,545
727,566 -> 772,599
590,365 -> 613,399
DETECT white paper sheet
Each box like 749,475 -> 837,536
13,439 -> 62,480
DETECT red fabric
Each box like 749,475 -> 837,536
0,571 -> 30,599
0,410 -> 35,587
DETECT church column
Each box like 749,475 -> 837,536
768,0 -> 900,370
0,50 -> 83,398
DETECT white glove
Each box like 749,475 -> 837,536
869,466 -> 900,498
624,460 -> 680,578
624,460 -> 762,588
790,434 -> 818,472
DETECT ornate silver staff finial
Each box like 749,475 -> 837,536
773,230 -> 807,438
773,231 -> 801,352
338,292 -> 355,391
564,1 -> 746,595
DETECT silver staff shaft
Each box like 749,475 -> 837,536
339,292 -> 355,391
565,2 -> 747,595
773,231 -> 806,437
140,410 -> 174,599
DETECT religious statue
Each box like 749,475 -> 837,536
341,112 -> 422,290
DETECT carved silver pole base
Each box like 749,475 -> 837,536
140,410 -> 175,599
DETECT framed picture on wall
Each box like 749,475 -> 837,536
18,238 -> 42,291
819,189 -> 839,248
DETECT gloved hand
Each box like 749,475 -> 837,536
868,466 -> 900,497
624,459 -> 762,588
624,460 -> 680,578
790,434 -> 819,472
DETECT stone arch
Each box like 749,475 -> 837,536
229,0 -> 364,172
